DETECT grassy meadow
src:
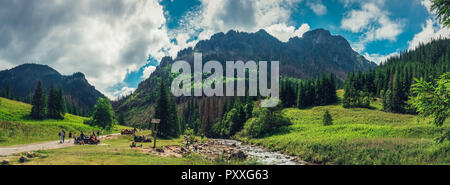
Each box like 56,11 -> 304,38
0,133 -> 248,165
241,90 -> 450,165
0,97 -> 128,146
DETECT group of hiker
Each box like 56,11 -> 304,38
58,130 -> 103,144
121,128 -> 136,135
184,135 -> 199,152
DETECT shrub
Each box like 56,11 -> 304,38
323,110 -> 333,126
242,102 -> 291,138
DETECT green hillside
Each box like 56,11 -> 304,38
0,97 -> 126,146
241,90 -> 450,165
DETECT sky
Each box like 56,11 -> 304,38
0,0 -> 448,99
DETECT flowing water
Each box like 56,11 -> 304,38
211,139 -> 307,165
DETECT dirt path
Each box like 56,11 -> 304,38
0,133 -> 121,156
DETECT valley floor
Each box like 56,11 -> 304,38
240,90 -> 450,165
0,134 -> 252,165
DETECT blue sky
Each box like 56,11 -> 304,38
0,0 -> 448,98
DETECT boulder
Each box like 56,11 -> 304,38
27,152 -> 35,158
229,150 -> 247,159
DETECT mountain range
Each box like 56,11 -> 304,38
0,64 -> 105,114
114,28 -> 377,126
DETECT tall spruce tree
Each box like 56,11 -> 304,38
167,94 -> 180,137
57,87 -> 66,115
155,79 -> 179,138
31,81 -> 47,120
47,83 -> 59,119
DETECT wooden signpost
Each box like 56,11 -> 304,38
151,119 -> 160,148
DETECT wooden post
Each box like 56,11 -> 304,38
151,119 -> 160,149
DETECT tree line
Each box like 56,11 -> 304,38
151,72 -> 338,139
281,73 -> 338,109
0,83 -> 90,117
30,81 -> 66,120
343,38 -> 449,113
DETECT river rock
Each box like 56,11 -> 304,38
27,152 -> 35,158
229,150 -> 247,159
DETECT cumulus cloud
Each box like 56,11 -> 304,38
264,23 -> 310,42
341,2 -> 404,43
0,0 -> 309,98
176,0 -> 305,44
0,0 -> 177,98
406,0 -> 449,50
363,52 -> 399,65
408,19 -> 450,50
421,0 -> 432,12
113,86 -> 136,99
307,1 -> 327,16
142,66 -> 157,79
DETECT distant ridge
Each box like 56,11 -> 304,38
0,63 -> 105,114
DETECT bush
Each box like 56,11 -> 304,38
242,102 -> 291,138
323,110 -> 333,126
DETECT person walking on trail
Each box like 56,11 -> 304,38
59,130 -> 65,144
68,131 -> 72,140
73,133 -> 77,144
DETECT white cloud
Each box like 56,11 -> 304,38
408,19 -> 450,50
264,23 -> 310,42
341,3 -> 403,41
0,0 -> 188,98
0,0 -> 309,99
363,52 -> 399,65
340,1 -> 404,52
142,66 -> 157,79
174,0 -> 305,46
307,1 -> 327,16
421,0 -> 432,12
113,86 -> 136,99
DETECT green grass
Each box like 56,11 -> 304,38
242,90 -> 450,165
0,97 -> 128,146
0,134 -> 248,165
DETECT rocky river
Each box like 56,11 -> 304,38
206,139 -> 307,165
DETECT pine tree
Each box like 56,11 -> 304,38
391,71 -> 404,113
382,89 -> 393,112
57,87 -> 66,115
155,78 -> 180,138
117,112 -> 125,125
31,81 -> 47,120
47,83 -> 59,119
323,110 -> 333,126
167,94 -> 180,137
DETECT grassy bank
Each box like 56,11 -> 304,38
0,97 -> 128,146
0,134 -> 248,165
242,90 -> 450,165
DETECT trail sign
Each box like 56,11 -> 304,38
151,119 -> 160,148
